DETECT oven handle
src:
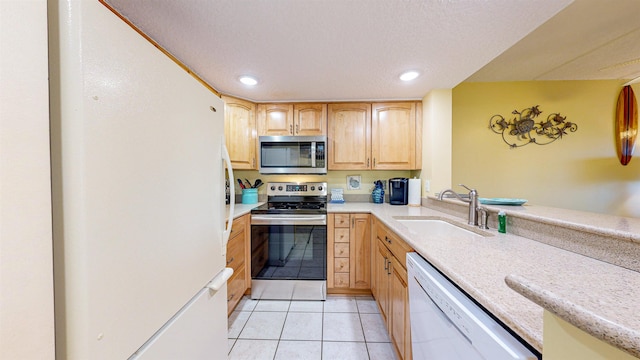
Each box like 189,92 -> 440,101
251,215 -> 327,226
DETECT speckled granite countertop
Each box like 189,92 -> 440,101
328,202 -> 640,358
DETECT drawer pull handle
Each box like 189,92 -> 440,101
226,257 -> 234,265
384,257 -> 389,271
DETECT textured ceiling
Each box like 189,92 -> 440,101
468,0 -> 640,82
103,0 -> 575,102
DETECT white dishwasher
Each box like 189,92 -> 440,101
407,253 -> 538,360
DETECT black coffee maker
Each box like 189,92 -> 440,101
388,178 -> 409,205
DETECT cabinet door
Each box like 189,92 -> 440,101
350,214 -> 371,289
390,255 -> 410,360
227,267 -> 246,315
328,103 -> 371,170
226,214 -> 250,314
370,218 -> 379,296
371,102 -> 416,170
294,103 -> 326,136
375,238 -> 391,323
258,103 -> 294,136
223,96 -> 257,169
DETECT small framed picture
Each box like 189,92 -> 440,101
347,175 -> 361,190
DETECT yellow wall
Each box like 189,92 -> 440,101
452,81 -> 640,217
543,311 -> 637,360
421,89 -> 453,197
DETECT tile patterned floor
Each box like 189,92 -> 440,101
228,295 -> 398,360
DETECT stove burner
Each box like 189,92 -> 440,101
250,182 -> 328,215
269,202 -> 325,210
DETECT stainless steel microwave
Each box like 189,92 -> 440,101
258,135 -> 327,174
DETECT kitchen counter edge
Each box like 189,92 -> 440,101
226,202 -> 264,221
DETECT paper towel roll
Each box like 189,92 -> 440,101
408,178 -> 421,206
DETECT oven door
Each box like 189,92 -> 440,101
251,214 -> 326,280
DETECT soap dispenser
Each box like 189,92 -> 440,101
498,211 -> 506,233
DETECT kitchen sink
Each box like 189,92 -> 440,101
392,216 -> 491,237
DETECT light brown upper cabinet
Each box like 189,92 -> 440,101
328,103 -> 372,170
294,103 -> 327,135
328,102 -> 421,170
372,102 -> 418,170
258,103 -> 327,136
222,96 -> 257,169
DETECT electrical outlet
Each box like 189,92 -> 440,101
424,180 -> 430,192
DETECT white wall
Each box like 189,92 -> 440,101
0,0 -> 55,359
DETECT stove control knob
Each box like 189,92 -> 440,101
278,186 -> 283,191
318,185 -> 323,191
310,186 -> 315,191
270,185 -> 276,191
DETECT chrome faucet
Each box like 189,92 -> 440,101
438,184 -> 479,226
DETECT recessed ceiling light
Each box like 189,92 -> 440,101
239,76 -> 258,86
399,71 -> 420,82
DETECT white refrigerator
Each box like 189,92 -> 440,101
49,0 -> 234,358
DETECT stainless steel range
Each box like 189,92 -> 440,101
250,182 -> 327,300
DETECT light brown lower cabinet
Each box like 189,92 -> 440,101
373,218 -> 413,360
327,213 -> 371,292
226,214 -> 251,315
390,255 -> 411,360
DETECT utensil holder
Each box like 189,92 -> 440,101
242,188 -> 258,204
372,188 -> 384,204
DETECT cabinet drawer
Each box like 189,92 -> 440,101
381,232 -> 412,268
334,257 -> 350,273
334,243 -> 350,258
226,232 -> 245,272
230,215 -> 246,235
334,273 -> 350,288
334,214 -> 350,228
334,228 -> 350,243
227,267 -> 246,315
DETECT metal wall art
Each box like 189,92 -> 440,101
489,105 -> 578,148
